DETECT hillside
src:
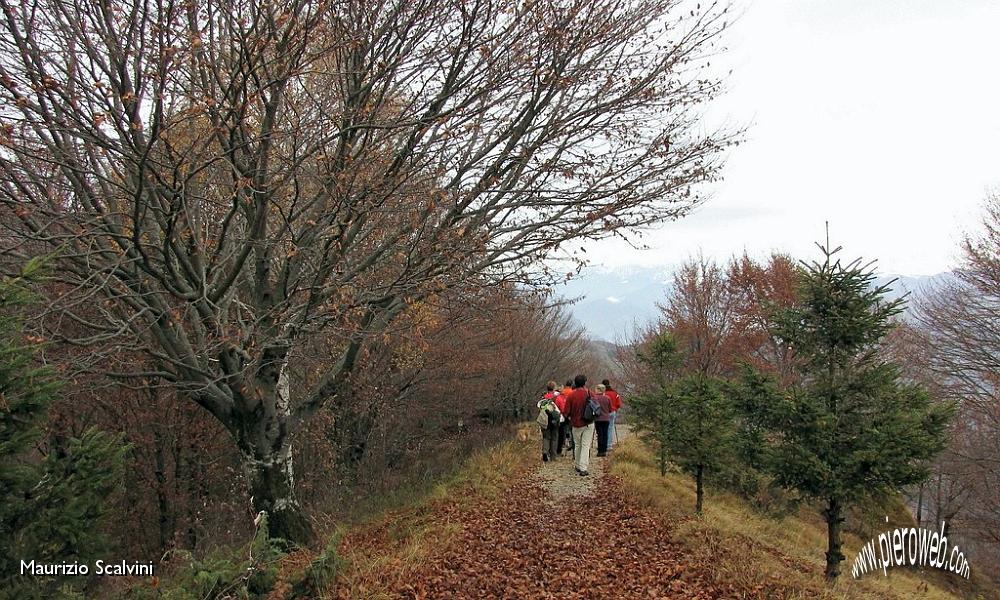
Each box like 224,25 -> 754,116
138,425 -> 996,599
610,435 -> 995,599
555,265 -> 673,342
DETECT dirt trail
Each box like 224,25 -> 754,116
395,425 -> 724,599
535,425 -> 625,504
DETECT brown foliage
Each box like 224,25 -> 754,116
0,0 -> 733,540
46,284 -> 597,561
389,474 -> 727,599
619,252 -> 799,394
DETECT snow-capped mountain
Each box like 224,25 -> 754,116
553,265 -> 675,342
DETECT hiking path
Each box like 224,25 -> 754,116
394,425 -> 725,599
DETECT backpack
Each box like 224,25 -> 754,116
536,399 -> 559,429
582,392 -> 603,424
546,407 -> 561,428
536,406 -> 549,428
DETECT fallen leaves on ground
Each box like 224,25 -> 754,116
390,471 -> 734,599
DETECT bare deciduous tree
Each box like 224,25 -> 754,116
910,195 -> 1000,577
0,0 -> 732,541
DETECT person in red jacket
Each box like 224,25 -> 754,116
553,381 -> 569,456
559,379 -> 574,455
565,374 -> 595,476
603,379 -> 622,450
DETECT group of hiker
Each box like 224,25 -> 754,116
536,375 -> 622,476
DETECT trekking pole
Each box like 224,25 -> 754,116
614,420 -> 620,444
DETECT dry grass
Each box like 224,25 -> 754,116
610,437 -> 996,600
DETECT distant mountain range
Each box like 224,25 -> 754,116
554,265 -> 955,342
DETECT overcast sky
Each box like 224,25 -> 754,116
588,0 -> 1000,276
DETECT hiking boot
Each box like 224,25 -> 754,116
542,453 -> 549,462
597,452 -> 606,457
578,470 -> 589,477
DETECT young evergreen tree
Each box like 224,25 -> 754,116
632,333 -> 682,477
760,242 -> 953,580
724,364 -> 781,500
633,332 -> 736,513
663,374 -> 735,514
0,262 -> 128,598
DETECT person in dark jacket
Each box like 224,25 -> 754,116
592,384 -> 613,456
537,382 -> 561,462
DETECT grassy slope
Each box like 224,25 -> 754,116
610,436 -> 996,600
325,428 -> 536,598
143,428 -> 994,599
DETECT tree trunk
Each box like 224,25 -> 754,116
659,442 -> 668,476
188,434 -> 210,549
824,497 -> 845,580
152,424 -> 173,551
235,363 -> 314,545
240,441 -> 313,544
915,482 -> 924,528
173,438 -> 198,550
695,464 -> 704,514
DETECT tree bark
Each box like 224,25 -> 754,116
240,440 -> 313,545
824,497 -> 845,580
916,482 -> 924,528
695,464 -> 704,514
234,363 -> 314,545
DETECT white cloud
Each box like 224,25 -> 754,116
605,296 -> 622,304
